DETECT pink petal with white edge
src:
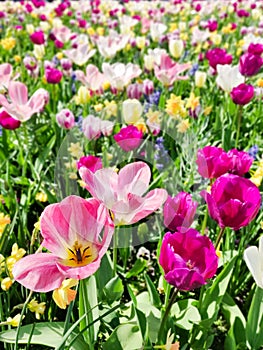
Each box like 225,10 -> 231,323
8,81 -> 28,105
118,162 -> 151,199
13,253 -> 64,292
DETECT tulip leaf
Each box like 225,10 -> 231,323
132,305 -> 148,341
103,276 -> 124,304
102,324 -> 142,350
0,322 -> 88,349
221,292 -> 246,349
144,272 -> 161,307
125,258 -> 147,279
171,298 -> 201,330
246,286 -> 263,350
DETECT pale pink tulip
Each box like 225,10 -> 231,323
64,44 -> 96,66
79,161 -> 168,225
0,63 -> 13,88
13,196 -> 114,292
0,81 -> 49,122
75,64 -> 105,92
154,53 -> 191,86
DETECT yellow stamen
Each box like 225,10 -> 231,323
63,241 -> 97,267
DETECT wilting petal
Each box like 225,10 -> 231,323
9,81 -> 28,105
13,253 -> 64,292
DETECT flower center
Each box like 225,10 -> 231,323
186,260 -> 195,270
64,241 -> 97,267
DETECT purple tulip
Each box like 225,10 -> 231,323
77,155 -> 103,173
114,125 -> 143,152
56,108 -> 75,129
196,146 -> 232,179
230,83 -> 254,105
239,52 -> 263,77
201,174 -> 261,230
159,229 -> 218,291
0,109 -> 21,130
30,31 -> 45,45
227,149 -> 253,176
248,43 -> 263,55
206,48 -> 232,70
45,68 -> 63,84
163,193 -> 198,232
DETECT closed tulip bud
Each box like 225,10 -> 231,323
136,36 -> 146,50
126,83 -> 143,100
169,39 -> 184,59
56,109 -> 75,129
30,31 -> 45,45
195,71 -> 207,88
144,54 -> 155,71
142,79 -> 154,95
239,52 -> 263,77
230,83 -> 254,105
33,44 -> 45,60
45,68 -> 63,84
75,86 -> 91,104
122,99 -> 143,124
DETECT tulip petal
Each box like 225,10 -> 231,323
13,253 -> 64,292
9,81 -> 28,105
244,246 -> 263,288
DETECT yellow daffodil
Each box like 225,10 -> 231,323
166,94 -> 187,119
52,279 -> 78,309
27,298 -> 46,319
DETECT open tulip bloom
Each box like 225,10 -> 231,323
13,196 -> 114,292
244,236 -> 263,289
79,161 -> 168,225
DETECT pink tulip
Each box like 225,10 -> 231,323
82,115 -> 114,140
230,83 -> 254,105
0,81 -> 49,122
114,125 -> 143,152
159,229 -> 218,291
248,43 -> 263,55
154,53 -> 191,86
45,68 -> 63,84
30,31 -> 45,45
56,108 -> 75,129
13,196 -> 114,292
75,64 -> 105,92
0,108 -> 21,130
0,63 -> 13,88
126,83 -> 143,100
227,149 -> 253,176
79,161 -> 168,225
163,193 -> 198,232
77,155 -> 103,173
206,48 -> 232,70
201,174 -> 261,230
196,146 -> 232,179
239,52 -> 263,77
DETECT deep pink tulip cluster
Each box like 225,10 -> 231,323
206,48 -> 232,70
159,229 -> 218,291
201,174 -> 261,230
196,146 -> 253,179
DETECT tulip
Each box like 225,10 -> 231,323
13,196 -> 114,292
159,229 -> 218,291
45,68 -> 63,84
163,193 -> 198,232
248,43 -> 263,55
230,83 -> 254,105
239,52 -> 263,77
227,149 -> 253,176
196,146 -> 232,179
30,31 -> 45,45
79,161 -> 167,225
201,174 -> 261,230
142,79 -> 154,95
0,108 -> 21,130
206,48 -> 233,70
244,235 -> 263,289
56,108 -> 75,129
194,71 -> 207,88
169,39 -> 184,59
114,125 -> 143,152
126,83 -> 143,100
122,99 -> 143,124
216,64 -> 245,93
77,155 -> 103,173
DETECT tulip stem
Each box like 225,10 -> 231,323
235,105 -> 243,149
215,227 -> 225,250
113,229 -> 118,275
157,288 -> 179,344
201,207 -> 208,235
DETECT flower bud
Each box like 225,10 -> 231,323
194,71 -> 207,88
230,83 -> 254,105
56,109 -> 75,129
169,39 -> 184,58
122,99 -> 143,124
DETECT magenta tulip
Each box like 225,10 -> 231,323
45,68 -> 63,84
30,31 -> 45,45
206,48 -> 232,70
114,125 -> 143,152
196,146 -> 231,179
230,83 -> 254,105
13,196 -> 114,292
239,52 -> 263,77
163,193 -> 198,232
201,174 -> 261,230
248,43 -> 263,55
159,229 -> 218,291
77,155 -> 103,173
227,149 -> 253,176
0,108 -> 21,130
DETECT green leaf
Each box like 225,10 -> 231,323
126,259 -> 147,279
246,286 -> 263,350
0,322 -> 88,350
102,324 -> 142,350
133,306 -> 148,341
171,298 -> 201,330
103,276 -> 124,304
144,273 -> 161,308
